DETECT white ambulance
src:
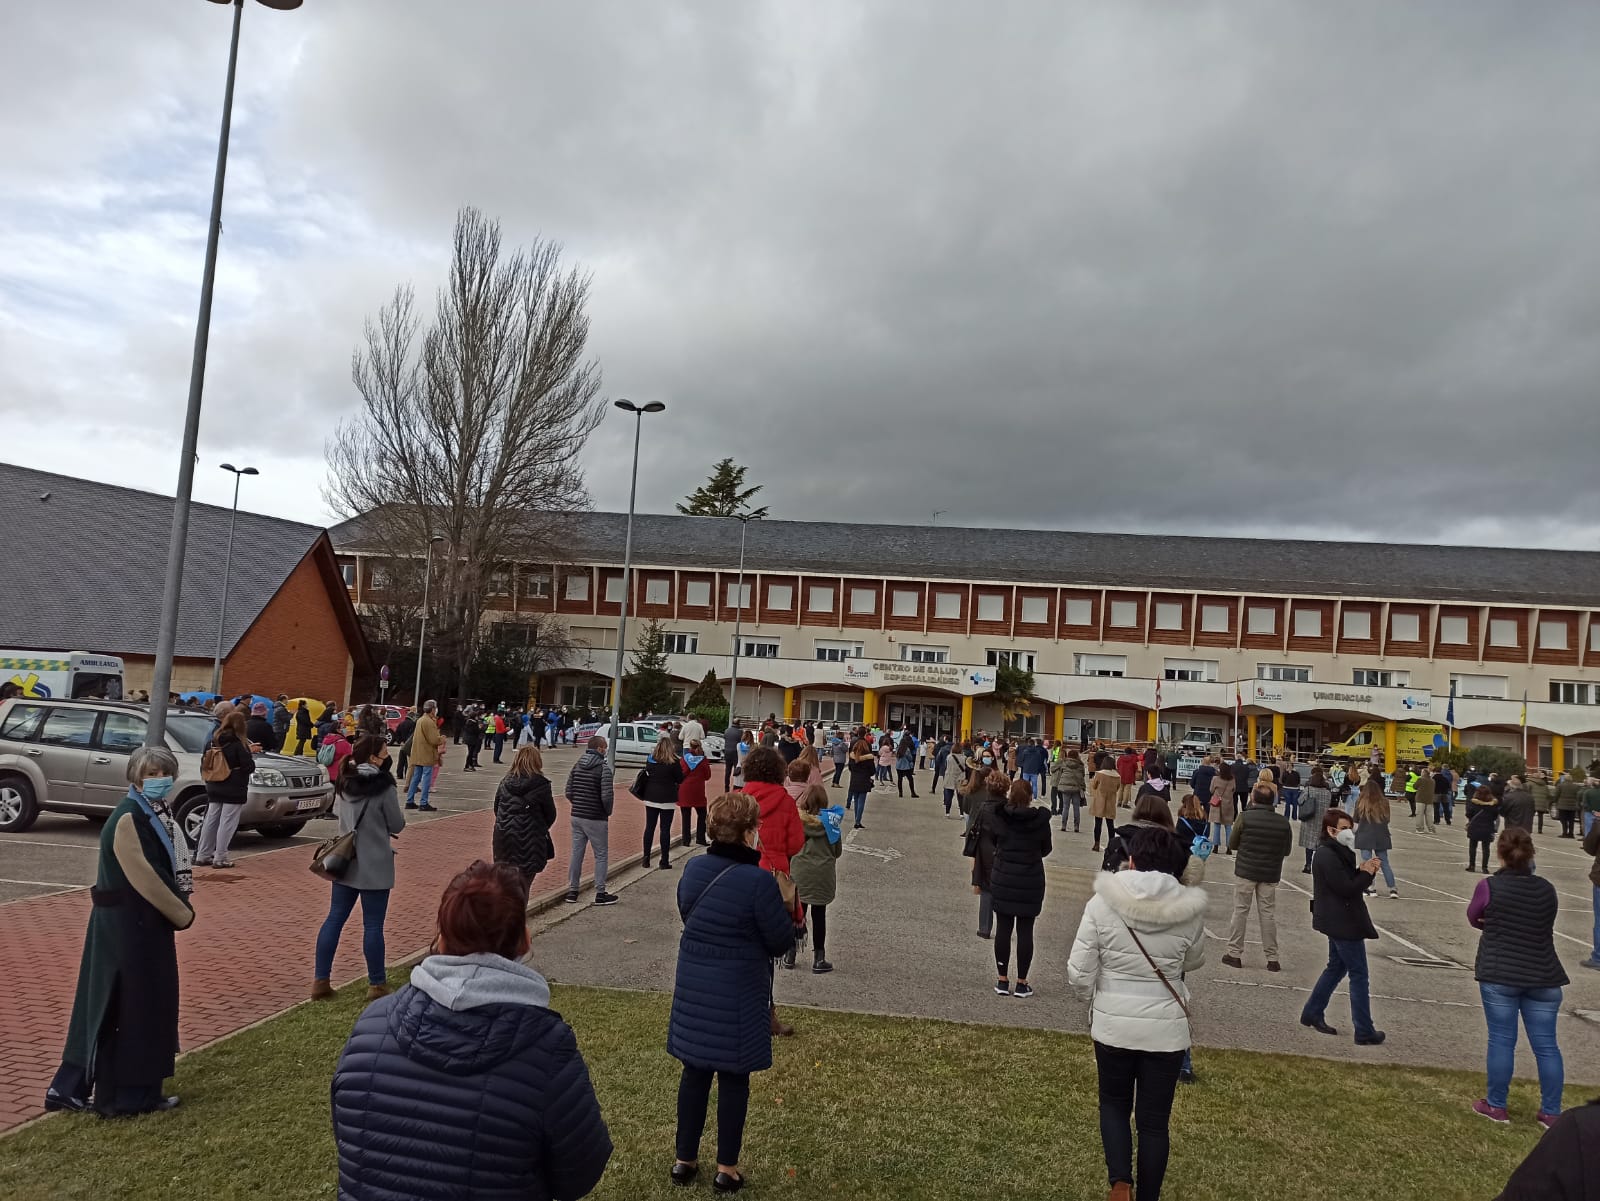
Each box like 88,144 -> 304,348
0,651 -> 125,701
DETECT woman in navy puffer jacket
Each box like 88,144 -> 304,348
331,861 -> 612,1201
668,791 -> 796,1193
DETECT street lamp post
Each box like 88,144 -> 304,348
414,536 -> 445,707
726,513 -> 760,728
607,399 -> 666,767
145,0 -> 302,747
210,463 -> 258,693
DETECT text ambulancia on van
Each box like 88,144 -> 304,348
0,652 -> 124,701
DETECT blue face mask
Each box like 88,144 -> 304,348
141,776 -> 175,801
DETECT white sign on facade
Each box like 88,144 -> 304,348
839,660 -> 994,694
1251,680 -> 1433,722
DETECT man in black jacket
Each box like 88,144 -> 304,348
1300,808 -> 1385,1045
1223,787 -> 1293,971
272,695 -> 290,748
245,702 -> 279,753
564,737 -> 617,906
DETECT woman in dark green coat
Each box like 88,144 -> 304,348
46,745 -> 195,1116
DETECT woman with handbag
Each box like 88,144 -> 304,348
492,745 -> 558,888
1069,827 -> 1208,1201
311,735 -> 405,1003
196,708 -> 254,869
1297,767 -> 1332,873
669,792 -> 797,1193
1209,763 -> 1235,852
638,736 -> 687,870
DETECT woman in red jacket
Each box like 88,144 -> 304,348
677,739 -> 713,849
738,747 -> 803,874
737,746 -> 804,1038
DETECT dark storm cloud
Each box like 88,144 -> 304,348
4,2 -> 1599,546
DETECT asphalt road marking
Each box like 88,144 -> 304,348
0,839 -> 101,851
1277,874 -> 1447,962
0,877 -> 82,888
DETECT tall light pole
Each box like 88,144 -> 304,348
413,535 -> 445,708
146,0 -> 303,746
607,399 -> 666,767
210,462 -> 258,693
726,513 -> 761,728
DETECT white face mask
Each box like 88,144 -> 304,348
1335,828 -> 1357,850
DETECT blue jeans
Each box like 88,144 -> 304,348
1023,772 -> 1044,798
315,883 -> 391,985
1282,788 -> 1301,820
1301,938 -> 1375,1039
848,791 -> 868,825
1358,848 -> 1395,889
404,763 -> 434,806
1209,820 -> 1228,847
1480,983 -> 1564,1114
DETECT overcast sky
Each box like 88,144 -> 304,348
4,2 -> 1599,550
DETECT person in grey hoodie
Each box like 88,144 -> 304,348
564,736 -> 618,906
332,860 -> 613,1201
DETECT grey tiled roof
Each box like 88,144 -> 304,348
328,508 -> 1600,606
1,462 -> 326,657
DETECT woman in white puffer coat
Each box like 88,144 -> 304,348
1068,826 -> 1207,1201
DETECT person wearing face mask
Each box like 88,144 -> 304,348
311,735 -> 407,1003
1299,808 -> 1386,1046
46,746 -> 195,1117
959,748 -> 998,832
668,792 -> 797,1193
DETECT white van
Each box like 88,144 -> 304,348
0,651 -> 125,702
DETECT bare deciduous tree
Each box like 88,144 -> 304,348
326,207 -> 605,701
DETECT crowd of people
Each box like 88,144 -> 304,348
38,701 -> 1600,1201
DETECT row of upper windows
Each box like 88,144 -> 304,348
348,562 -> 1596,652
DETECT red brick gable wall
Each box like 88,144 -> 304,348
221,551 -> 355,703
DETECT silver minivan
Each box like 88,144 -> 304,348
0,698 -> 334,844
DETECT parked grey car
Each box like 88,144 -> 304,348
0,698 -> 334,844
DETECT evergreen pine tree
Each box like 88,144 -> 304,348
621,619 -> 676,716
677,457 -> 769,519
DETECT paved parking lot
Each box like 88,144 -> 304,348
0,738 -> 586,905
529,773 -> 1600,1080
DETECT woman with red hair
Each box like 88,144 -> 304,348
332,860 -> 613,1200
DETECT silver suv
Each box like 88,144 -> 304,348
0,698 -> 335,845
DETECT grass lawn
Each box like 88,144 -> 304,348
0,977 -> 1582,1200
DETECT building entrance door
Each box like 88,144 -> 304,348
885,699 -> 955,742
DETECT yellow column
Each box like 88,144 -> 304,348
783,687 -> 795,723
1552,733 -> 1565,771
1054,703 -> 1066,742
1383,720 -> 1397,774
862,689 -> 877,727
1146,709 -> 1158,741
960,694 -> 973,739
1246,714 -> 1259,755
1450,726 -> 1460,750
1271,713 -> 1285,753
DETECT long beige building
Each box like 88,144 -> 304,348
331,512 -> 1600,771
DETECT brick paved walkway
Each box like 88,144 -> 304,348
0,789 -> 647,1132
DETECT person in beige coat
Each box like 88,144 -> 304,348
1210,763 -> 1237,852
1088,754 -> 1123,853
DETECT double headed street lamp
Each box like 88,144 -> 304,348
146,0 -> 303,745
414,535 -> 445,708
607,399 -> 666,767
210,462 -> 259,693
